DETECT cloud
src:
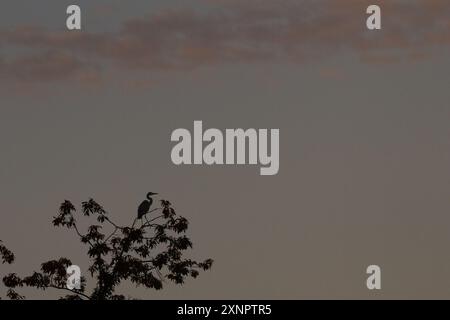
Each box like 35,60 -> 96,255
1,0 -> 449,84
0,50 -> 88,82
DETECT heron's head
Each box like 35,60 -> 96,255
146,192 -> 158,199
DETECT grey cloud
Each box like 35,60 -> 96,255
1,0 -> 449,83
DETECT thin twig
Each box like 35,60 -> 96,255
104,227 -> 118,242
72,222 -> 94,247
49,285 -> 91,300
141,215 -> 164,229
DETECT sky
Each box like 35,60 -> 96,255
1,0 -> 450,299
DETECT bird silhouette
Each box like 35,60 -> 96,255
138,192 -> 158,220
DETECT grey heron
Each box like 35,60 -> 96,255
138,192 -> 158,220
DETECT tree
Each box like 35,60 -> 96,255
1,198 -> 213,300
0,240 -> 21,299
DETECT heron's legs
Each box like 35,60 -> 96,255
144,215 -> 150,226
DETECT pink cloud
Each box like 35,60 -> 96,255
1,0 -> 449,84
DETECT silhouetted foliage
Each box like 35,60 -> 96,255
1,198 -> 213,300
0,241 -> 23,300
0,241 -> 14,265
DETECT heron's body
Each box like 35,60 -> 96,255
137,192 -> 157,219
138,198 -> 153,219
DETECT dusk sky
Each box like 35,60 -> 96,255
1,0 -> 450,299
